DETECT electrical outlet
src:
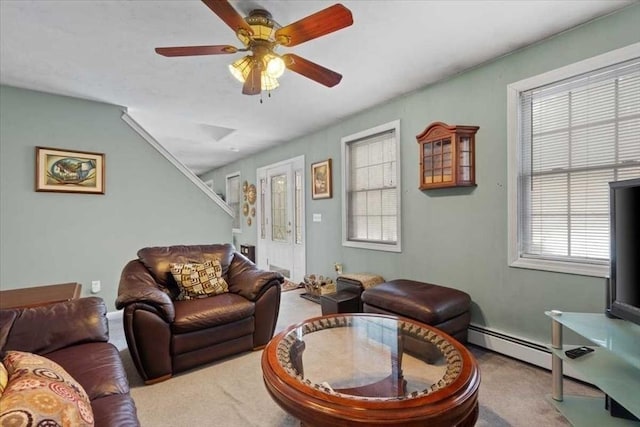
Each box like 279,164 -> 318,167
334,263 -> 343,275
91,280 -> 101,294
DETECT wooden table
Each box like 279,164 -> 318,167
262,313 -> 480,427
0,282 -> 82,309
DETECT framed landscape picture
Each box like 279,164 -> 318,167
311,158 -> 332,199
35,146 -> 105,194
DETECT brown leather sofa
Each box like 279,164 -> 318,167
116,244 -> 283,384
0,297 -> 140,426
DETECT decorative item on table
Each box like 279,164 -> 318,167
303,274 -> 336,296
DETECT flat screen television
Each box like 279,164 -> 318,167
606,177 -> 640,326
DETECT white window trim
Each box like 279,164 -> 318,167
226,171 -> 242,233
341,120 -> 402,253
507,42 -> 640,277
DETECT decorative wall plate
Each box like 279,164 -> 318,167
242,180 -> 248,192
243,202 -> 249,216
247,184 -> 257,205
250,207 -> 256,217
247,217 -> 252,226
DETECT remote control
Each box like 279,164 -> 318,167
565,346 -> 594,359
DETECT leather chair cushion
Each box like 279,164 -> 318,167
91,394 -> 139,427
361,279 -> 471,325
1,297 -> 108,356
172,293 -> 255,334
138,244 -> 235,289
45,342 -> 130,401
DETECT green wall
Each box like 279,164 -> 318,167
0,86 -> 232,311
202,5 -> 640,344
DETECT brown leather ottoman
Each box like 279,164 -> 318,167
361,279 -> 471,344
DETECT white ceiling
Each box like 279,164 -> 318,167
1,0 -> 634,175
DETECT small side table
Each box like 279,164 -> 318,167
240,245 -> 256,263
0,282 -> 82,309
320,291 -> 360,315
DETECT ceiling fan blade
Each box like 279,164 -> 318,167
282,53 -> 342,88
201,0 -> 253,36
275,4 -> 353,47
155,45 -> 238,57
242,63 -> 261,95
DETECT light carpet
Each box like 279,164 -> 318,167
108,289 -> 601,426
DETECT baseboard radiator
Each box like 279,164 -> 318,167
468,323 -> 589,383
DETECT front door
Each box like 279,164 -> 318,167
257,156 -> 305,283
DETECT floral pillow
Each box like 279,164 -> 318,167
0,351 -> 94,426
170,259 -> 229,300
0,362 -> 7,398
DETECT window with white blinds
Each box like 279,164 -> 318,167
226,172 -> 241,232
508,46 -> 640,276
341,120 -> 401,252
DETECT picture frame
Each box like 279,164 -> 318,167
311,158 -> 332,200
35,146 -> 105,194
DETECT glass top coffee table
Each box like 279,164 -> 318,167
262,313 -> 480,426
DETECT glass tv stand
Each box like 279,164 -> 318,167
545,311 -> 640,426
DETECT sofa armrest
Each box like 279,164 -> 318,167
0,296 -> 108,355
227,253 -> 284,301
116,260 -> 175,323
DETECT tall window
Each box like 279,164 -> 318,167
508,46 -> 640,276
342,120 -> 401,252
226,172 -> 241,232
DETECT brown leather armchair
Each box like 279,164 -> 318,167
115,244 -> 283,384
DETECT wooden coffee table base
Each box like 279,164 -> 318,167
263,380 -> 479,427
262,314 -> 480,427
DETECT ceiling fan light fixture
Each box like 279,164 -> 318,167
261,74 -> 279,91
265,54 -> 285,79
229,55 -> 253,82
156,1 -> 353,96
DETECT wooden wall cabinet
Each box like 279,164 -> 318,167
417,122 -> 479,190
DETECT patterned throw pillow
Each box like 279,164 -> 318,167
0,351 -> 94,426
0,362 -> 7,398
170,259 -> 229,300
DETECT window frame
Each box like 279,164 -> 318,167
225,171 -> 242,233
507,42 -> 640,277
341,120 -> 402,253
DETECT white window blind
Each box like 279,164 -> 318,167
342,120 -> 401,252
518,58 -> 640,266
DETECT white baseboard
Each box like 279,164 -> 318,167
468,324 -> 589,383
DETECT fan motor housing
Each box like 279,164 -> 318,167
243,9 -> 280,43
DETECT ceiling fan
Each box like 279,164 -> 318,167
155,0 -> 353,96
